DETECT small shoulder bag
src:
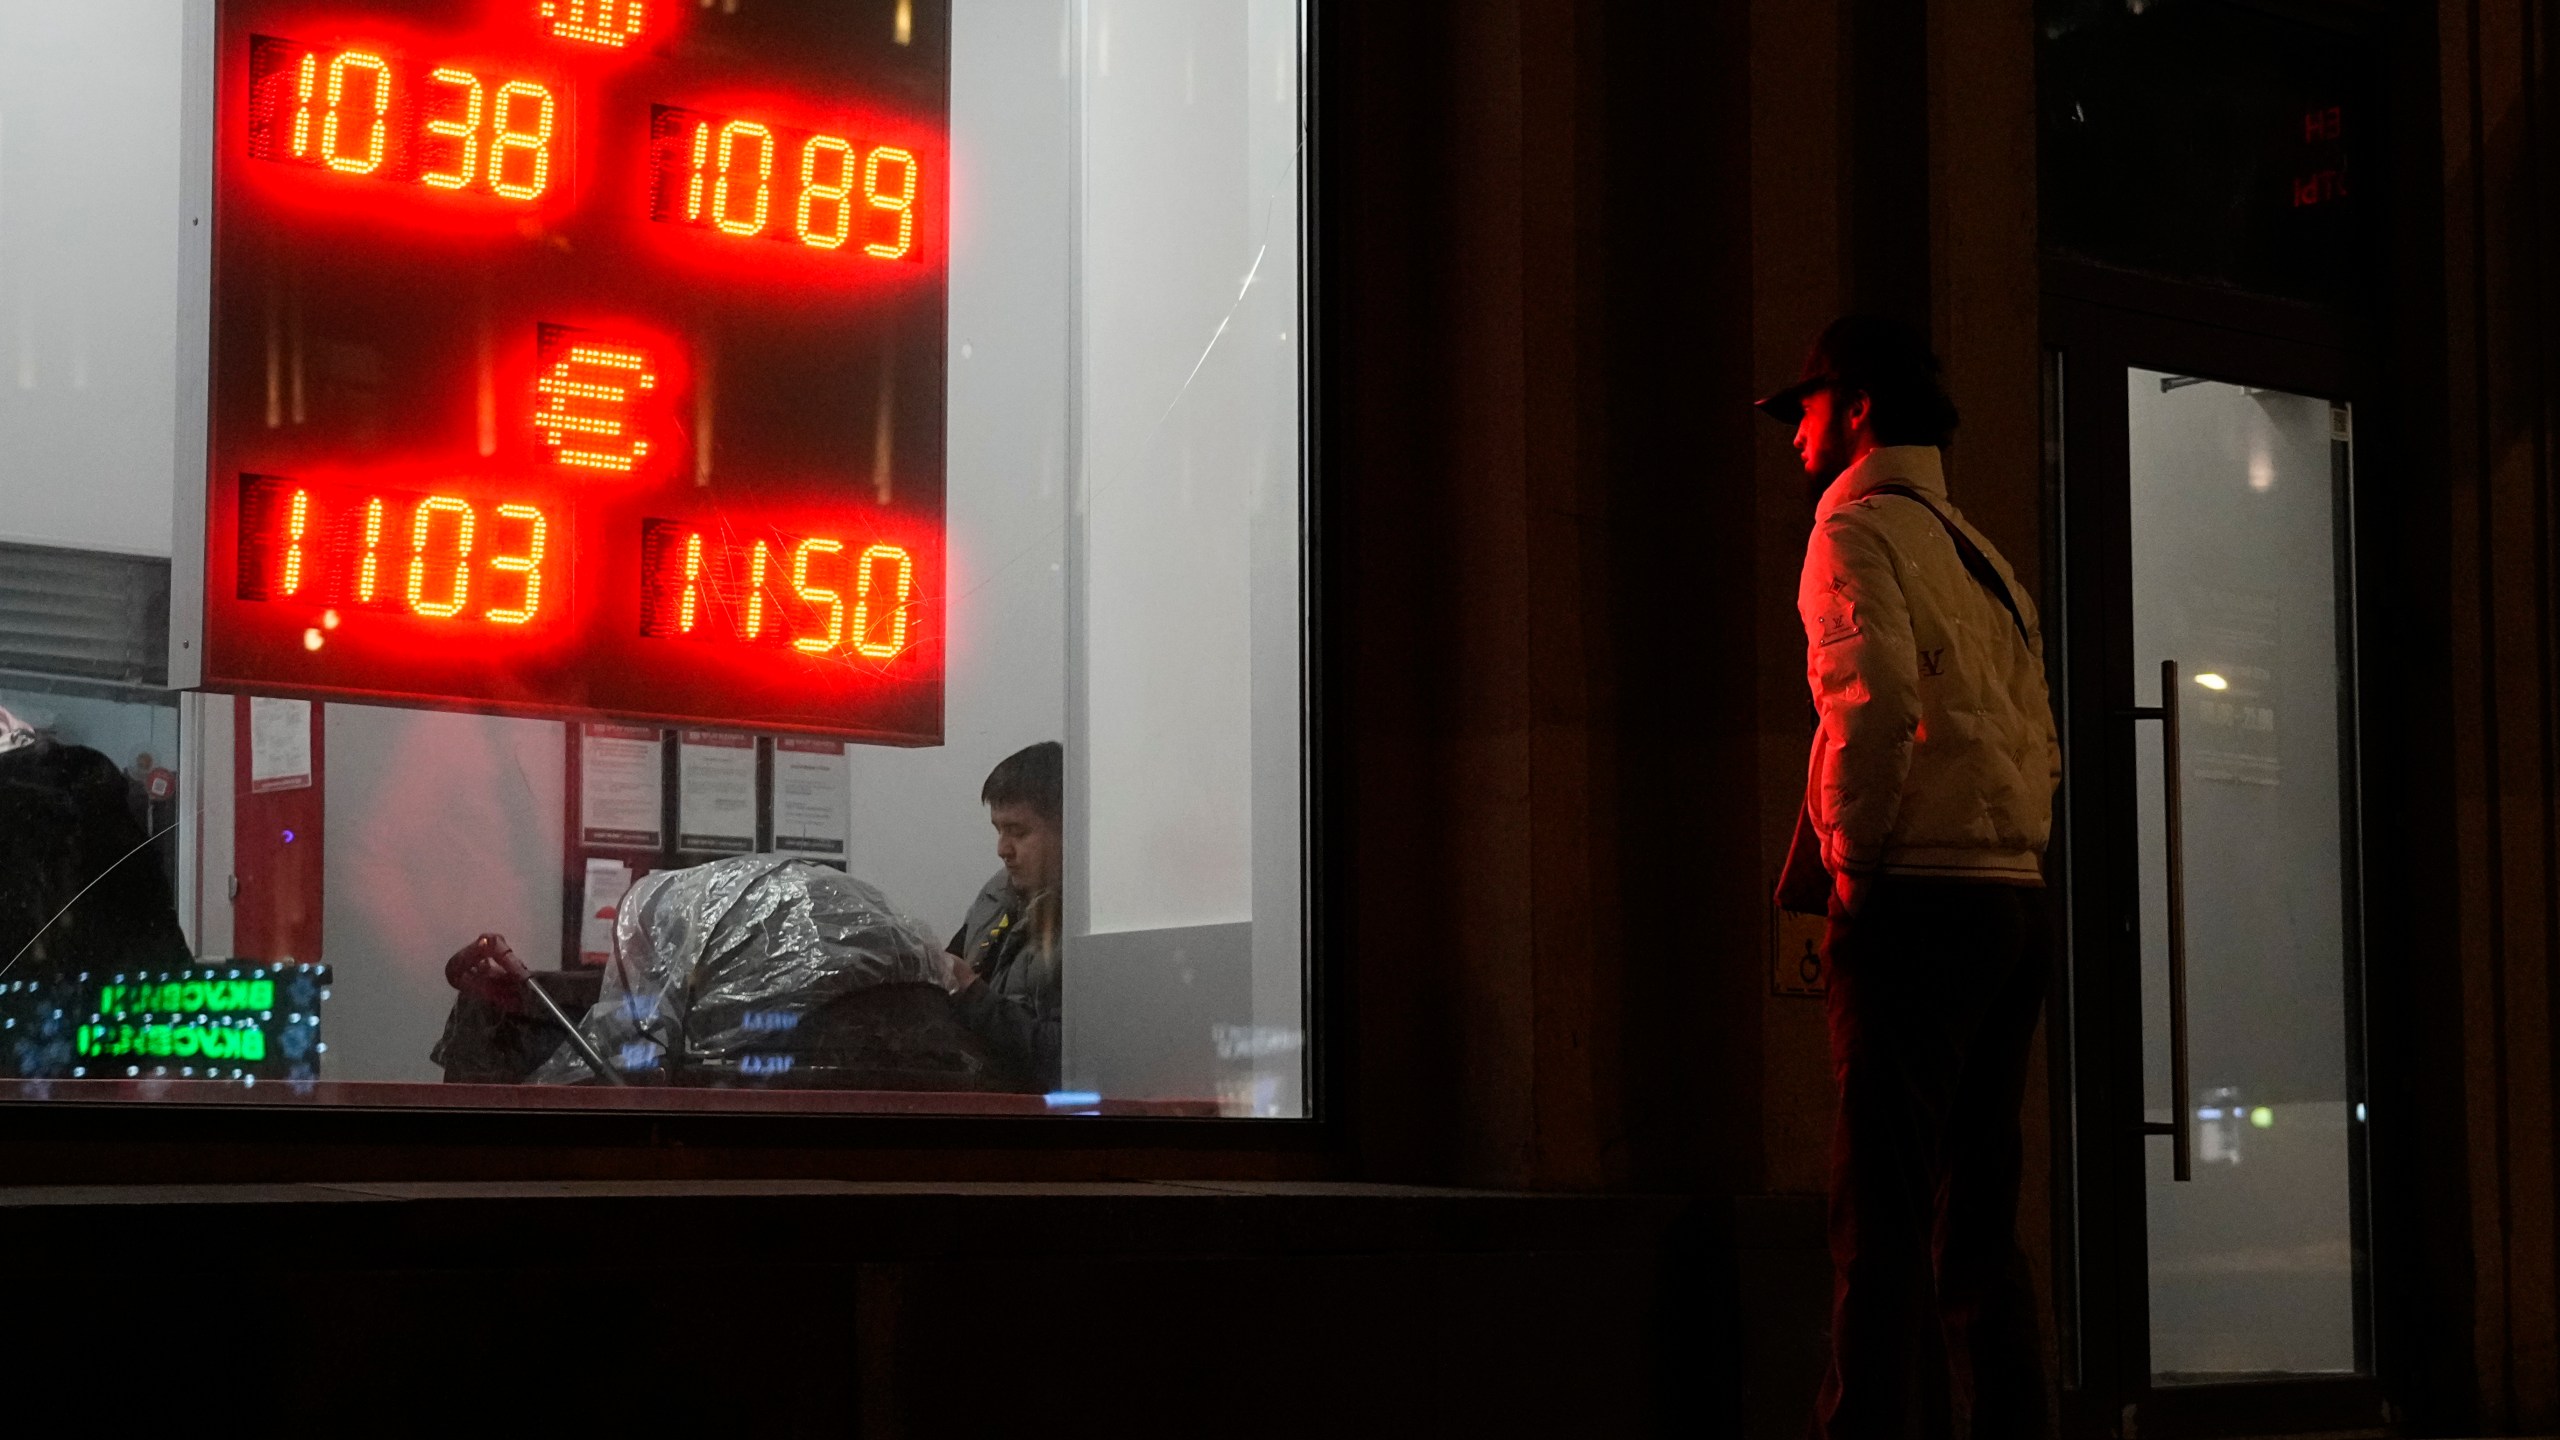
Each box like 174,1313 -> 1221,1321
1867,483 -> 2031,650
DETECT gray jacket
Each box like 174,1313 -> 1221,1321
946,870 -> 1061,1092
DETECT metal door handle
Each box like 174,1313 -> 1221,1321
2130,658 -> 2193,1182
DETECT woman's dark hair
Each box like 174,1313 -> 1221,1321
980,741 -> 1063,826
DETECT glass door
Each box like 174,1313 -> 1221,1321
2124,370 -> 2366,1383
2048,299 -> 2384,1438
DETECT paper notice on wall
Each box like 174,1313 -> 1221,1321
580,723 -> 664,849
678,730 -> 757,853
578,857 -> 635,966
247,697 -> 313,793
771,737 -> 850,858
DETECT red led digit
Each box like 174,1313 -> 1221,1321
683,122 -> 711,221
796,136 -> 855,250
863,147 -> 917,260
406,496 -> 476,618
650,107 -> 927,262
279,489 -> 311,595
421,68 -> 484,190
320,52 -> 392,176
356,497 -> 387,602
849,543 -> 914,658
484,503 -> 547,624
250,39 -> 564,206
541,0 -> 646,48
491,81 -> 557,201
678,531 -> 704,632
535,343 -> 656,471
239,477 -> 563,628
743,541 -> 771,639
634,523 -> 924,660
713,121 -> 775,237
791,538 -> 845,652
289,52 -> 320,158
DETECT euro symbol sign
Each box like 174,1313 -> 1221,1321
536,344 -> 656,473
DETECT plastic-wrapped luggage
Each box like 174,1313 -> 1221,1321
534,855 -> 989,1088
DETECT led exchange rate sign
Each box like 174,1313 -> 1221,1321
184,0 -> 950,743
246,37 -> 570,203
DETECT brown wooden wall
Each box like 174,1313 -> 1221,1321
1326,0 -> 2041,1201
1318,0 -> 2046,1313
1326,0 -> 1766,1194
2433,0 -> 2560,1426
1327,0 -> 2560,1431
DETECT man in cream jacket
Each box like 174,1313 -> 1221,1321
1763,316 -> 2061,1440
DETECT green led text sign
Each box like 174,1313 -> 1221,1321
76,1022 -> 267,1062
95,978 -> 275,1016
0,963 -> 336,1082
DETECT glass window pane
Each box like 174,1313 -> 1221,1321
2039,1 -> 2380,303
0,0 -> 1308,1119
2125,368 -> 2362,1378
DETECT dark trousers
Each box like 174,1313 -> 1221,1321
1812,877 -> 2050,1440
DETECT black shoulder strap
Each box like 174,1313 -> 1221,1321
1868,484 -> 2031,651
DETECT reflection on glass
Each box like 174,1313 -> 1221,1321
2127,369 -> 2362,1379
0,680 -> 188,1013
0,0 -> 1307,1118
